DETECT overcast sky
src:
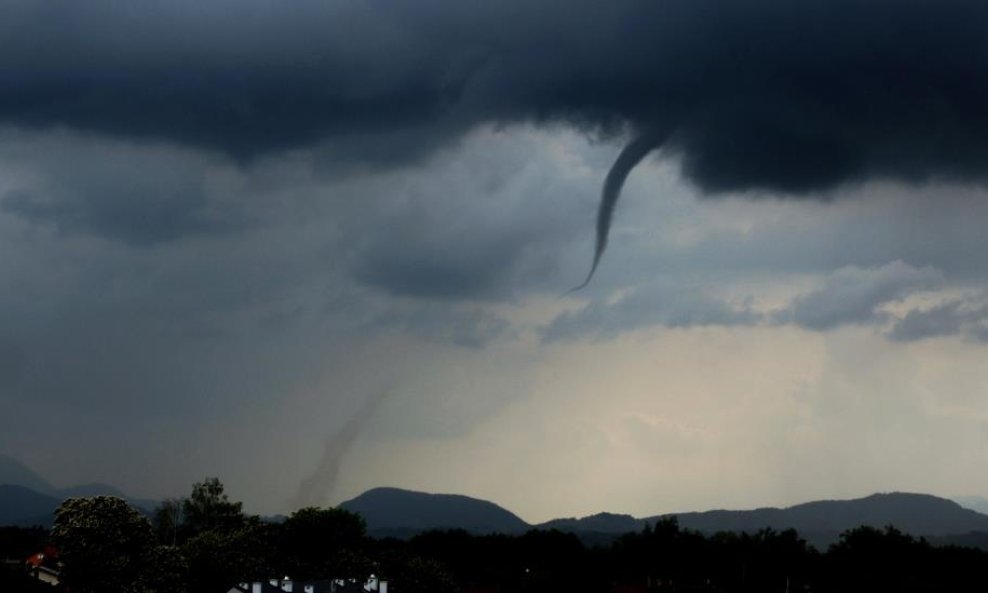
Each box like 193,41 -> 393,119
3,0 -> 988,522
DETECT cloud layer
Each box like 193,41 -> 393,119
4,0 -> 988,194
3,1 -> 988,517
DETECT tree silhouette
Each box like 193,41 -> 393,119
51,496 -> 156,593
182,477 -> 245,538
278,507 -> 370,579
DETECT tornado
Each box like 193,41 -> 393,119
572,126 -> 674,291
294,388 -> 392,509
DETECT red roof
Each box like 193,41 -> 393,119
25,545 -> 59,567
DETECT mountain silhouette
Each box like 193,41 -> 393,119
336,489 -> 988,549
538,512 -> 644,534
0,454 -> 56,495
339,487 -> 529,536
4,459 -> 988,550
0,454 -> 159,525
0,484 -> 61,526
651,492 -> 988,548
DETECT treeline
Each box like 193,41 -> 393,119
28,478 -> 456,593
3,479 -> 988,593
400,521 -> 988,592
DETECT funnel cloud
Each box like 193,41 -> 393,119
573,126 -> 675,289
295,389 -> 391,509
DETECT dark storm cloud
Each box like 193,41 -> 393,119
5,0 -> 988,282
0,131 -> 239,244
4,0 -> 988,189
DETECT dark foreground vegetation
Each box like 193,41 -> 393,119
2,479 -> 987,593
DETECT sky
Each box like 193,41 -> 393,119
2,0 -> 988,523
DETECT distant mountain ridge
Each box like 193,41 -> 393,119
649,492 -> 988,549
340,487 -> 529,536
0,454 -> 56,495
539,512 -> 643,534
0,484 -> 62,526
4,452 -> 988,550
338,488 -> 988,550
0,454 -> 159,526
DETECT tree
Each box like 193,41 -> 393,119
279,507 -> 369,578
153,498 -> 185,546
827,525 -> 930,592
182,521 -> 277,593
169,479 -> 275,593
51,496 -> 155,593
182,477 -> 245,537
137,545 -> 189,593
283,506 -> 366,549
380,554 -> 456,593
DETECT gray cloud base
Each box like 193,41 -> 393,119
3,0 -> 988,196
888,299 -> 988,342
544,262 -> 966,342
786,262 -> 941,331
544,282 -> 760,342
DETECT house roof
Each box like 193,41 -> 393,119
228,579 -> 371,593
227,582 -> 283,593
25,546 -> 58,568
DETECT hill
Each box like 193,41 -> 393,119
0,454 -> 160,525
4,455 -> 988,551
538,512 -> 644,534
337,488 -> 988,550
0,485 -> 61,527
652,492 -> 988,549
339,487 -> 529,536
0,454 -> 55,495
